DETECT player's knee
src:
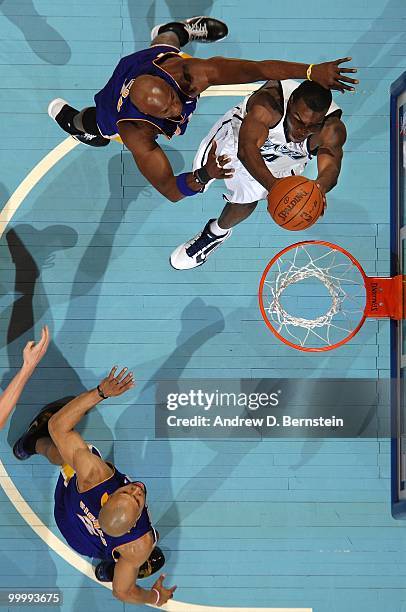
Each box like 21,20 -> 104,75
151,32 -> 180,48
47,415 -> 59,439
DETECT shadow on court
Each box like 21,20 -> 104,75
112,298 -> 263,585
0,0 -> 71,65
0,138 -> 189,608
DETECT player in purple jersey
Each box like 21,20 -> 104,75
13,365 -> 176,607
48,16 -> 357,203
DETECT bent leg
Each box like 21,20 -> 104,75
151,30 -> 181,48
48,100 -> 110,147
170,200 -> 258,270
35,437 -> 63,466
151,17 -> 228,48
217,200 -> 258,230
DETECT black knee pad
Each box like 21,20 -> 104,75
138,546 -> 165,579
79,108 -> 110,147
81,107 -> 100,134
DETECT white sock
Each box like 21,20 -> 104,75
209,219 -> 228,237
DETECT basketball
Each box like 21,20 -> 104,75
267,176 -> 324,231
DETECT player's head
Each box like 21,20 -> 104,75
130,75 -> 183,119
98,482 -> 146,537
286,81 -> 332,143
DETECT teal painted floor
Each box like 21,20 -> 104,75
0,0 -> 405,611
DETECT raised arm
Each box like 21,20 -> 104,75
0,326 -> 50,430
315,116 -> 347,196
118,121 -> 233,202
202,56 -> 358,93
48,366 -> 134,489
237,93 -> 281,192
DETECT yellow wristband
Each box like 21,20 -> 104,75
306,63 -> 314,81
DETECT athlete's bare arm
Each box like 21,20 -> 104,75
187,56 -> 358,93
237,89 -> 283,193
118,121 -> 233,202
0,325 -> 50,429
48,366 -> 134,491
113,535 -> 176,606
312,116 -> 347,195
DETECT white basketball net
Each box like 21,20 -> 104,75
262,243 -> 367,349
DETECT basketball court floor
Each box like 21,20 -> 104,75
0,1 -> 405,611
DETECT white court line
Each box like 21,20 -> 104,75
0,85 -> 310,612
201,84 -> 261,97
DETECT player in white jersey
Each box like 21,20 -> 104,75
170,79 -> 346,269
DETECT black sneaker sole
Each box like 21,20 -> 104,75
13,397 -> 74,460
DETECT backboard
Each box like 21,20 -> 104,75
390,71 -> 406,518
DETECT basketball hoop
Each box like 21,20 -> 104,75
258,240 -> 405,352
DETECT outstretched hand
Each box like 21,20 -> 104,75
311,58 -> 358,93
315,181 -> 327,215
204,140 -> 235,180
152,574 -> 177,607
98,366 -> 135,398
22,325 -> 50,372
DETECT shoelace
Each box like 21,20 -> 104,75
184,19 -> 209,40
186,229 -> 216,257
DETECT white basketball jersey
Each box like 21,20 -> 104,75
236,80 -> 341,178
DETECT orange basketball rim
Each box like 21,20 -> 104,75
258,240 -> 405,352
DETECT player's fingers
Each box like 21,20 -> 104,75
335,56 -> 352,65
337,81 -> 355,92
120,372 -> 134,386
115,367 -> 128,382
209,140 -> 217,157
338,67 -> 357,73
108,366 -> 118,379
43,325 -> 51,348
118,382 -> 135,394
36,328 -> 46,348
337,74 -> 358,84
25,340 -> 35,351
39,325 -> 50,347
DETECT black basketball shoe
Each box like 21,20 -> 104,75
137,546 -> 165,579
48,99 -> 110,147
95,547 -> 165,582
13,398 -> 73,460
151,17 -> 228,46
170,219 -> 231,270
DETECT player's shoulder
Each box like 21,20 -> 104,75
76,451 -> 114,492
115,531 -> 155,563
322,111 -> 346,137
247,80 -> 283,116
117,119 -> 161,152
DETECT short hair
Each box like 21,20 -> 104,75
291,81 -> 332,113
